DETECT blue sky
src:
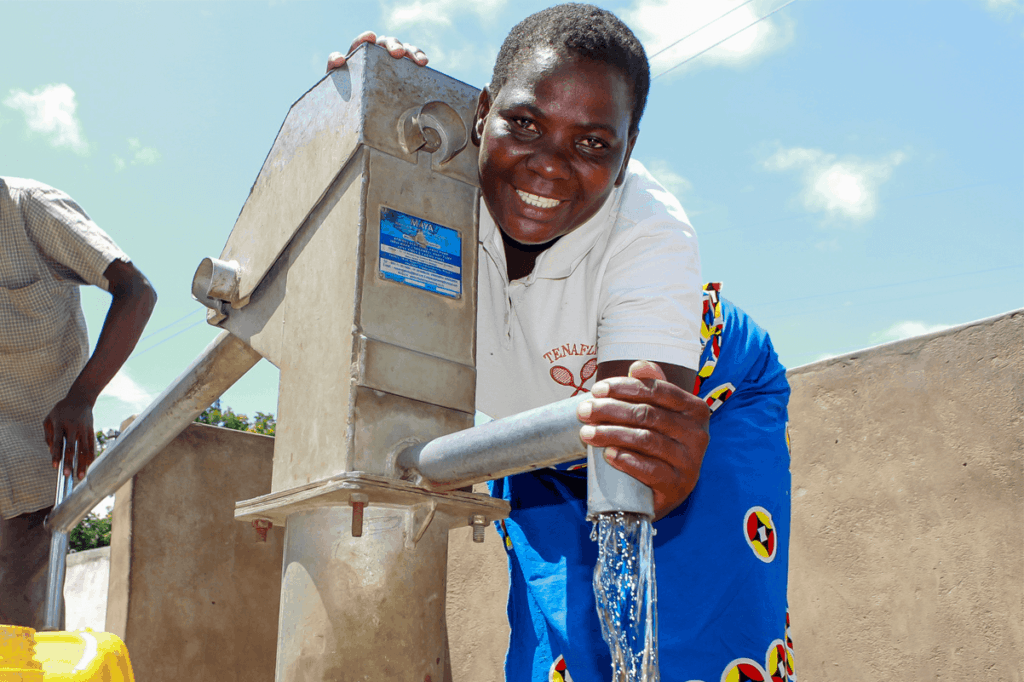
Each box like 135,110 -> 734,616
2,0 -> 1021,433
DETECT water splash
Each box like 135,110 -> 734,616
591,511 -> 659,682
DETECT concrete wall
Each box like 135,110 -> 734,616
107,422 -> 283,681
787,310 -> 1022,681
64,546 -> 110,631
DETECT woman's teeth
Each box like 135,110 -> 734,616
517,189 -> 561,209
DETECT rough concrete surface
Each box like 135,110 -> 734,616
787,310 -> 1023,681
107,422 -> 283,681
64,546 -> 109,631
446,483 -> 512,681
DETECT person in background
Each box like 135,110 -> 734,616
328,5 -> 792,681
0,177 -> 156,629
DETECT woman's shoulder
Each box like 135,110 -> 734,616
605,159 -> 697,247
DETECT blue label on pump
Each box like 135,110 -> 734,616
378,207 -> 462,299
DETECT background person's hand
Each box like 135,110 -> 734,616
577,360 -> 710,520
327,31 -> 428,72
44,393 -> 96,480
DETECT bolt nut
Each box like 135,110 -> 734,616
252,519 -> 273,543
350,493 -> 369,538
471,514 -> 487,543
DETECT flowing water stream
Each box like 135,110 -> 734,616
592,511 -> 659,682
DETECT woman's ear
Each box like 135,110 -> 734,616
471,86 -> 492,147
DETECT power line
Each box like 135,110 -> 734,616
132,319 -> 208,358
653,0 -> 797,81
647,0 -> 758,61
138,308 -> 203,343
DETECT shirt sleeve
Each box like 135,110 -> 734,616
23,184 -> 129,291
595,168 -> 703,371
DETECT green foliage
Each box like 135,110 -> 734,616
95,428 -> 119,453
69,511 -> 112,553
195,399 -> 276,436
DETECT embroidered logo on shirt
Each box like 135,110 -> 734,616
543,342 -> 597,363
550,358 -> 597,396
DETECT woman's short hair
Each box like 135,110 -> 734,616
490,3 -> 650,136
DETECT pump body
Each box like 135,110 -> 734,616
193,46 -> 507,682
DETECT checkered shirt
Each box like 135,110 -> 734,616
0,178 -> 127,519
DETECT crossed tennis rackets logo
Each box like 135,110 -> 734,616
549,357 -> 598,396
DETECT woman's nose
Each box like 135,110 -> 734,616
525,142 -> 571,180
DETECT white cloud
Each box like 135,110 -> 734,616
98,369 -> 155,412
127,137 -> 161,165
871,321 -> 952,344
3,84 -> 88,154
980,0 -> 1023,13
643,159 -> 693,196
762,146 -> 906,222
624,0 -> 795,78
377,0 -> 503,74
114,138 -> 161,171
385,0 -> 507,29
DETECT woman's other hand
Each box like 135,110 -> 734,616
327,31 -> 428,72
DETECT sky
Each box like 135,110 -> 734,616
2,0 -> 1021,436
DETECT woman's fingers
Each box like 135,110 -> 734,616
327,31 -> 428,72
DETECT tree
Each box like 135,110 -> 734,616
68,512 -> 112,554
195,399 -> 276,436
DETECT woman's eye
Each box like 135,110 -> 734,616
580,137 -> 608,150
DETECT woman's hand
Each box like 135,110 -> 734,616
327,31 -> 429,72
577,360 -> 710,520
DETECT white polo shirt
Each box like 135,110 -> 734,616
475,159 -> 702,420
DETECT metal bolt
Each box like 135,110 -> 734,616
252,519 -> 273,543
471,515 -> 487,543
351,493 -> 369,538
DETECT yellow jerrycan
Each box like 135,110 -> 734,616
0,626 -> 134,682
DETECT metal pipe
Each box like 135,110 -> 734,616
395,393 -> 590,490
41,452 -> 76,631
45,331 -> 262,534
586,445 -> 655,520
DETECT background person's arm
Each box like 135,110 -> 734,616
44,259 -> 157,480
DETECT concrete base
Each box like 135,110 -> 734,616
107,422 -> 282,681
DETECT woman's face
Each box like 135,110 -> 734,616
474,46 -> 637,246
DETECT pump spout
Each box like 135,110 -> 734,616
395,394 -> 656,520
395,394 -> 590,489
586,445 -> 655,520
